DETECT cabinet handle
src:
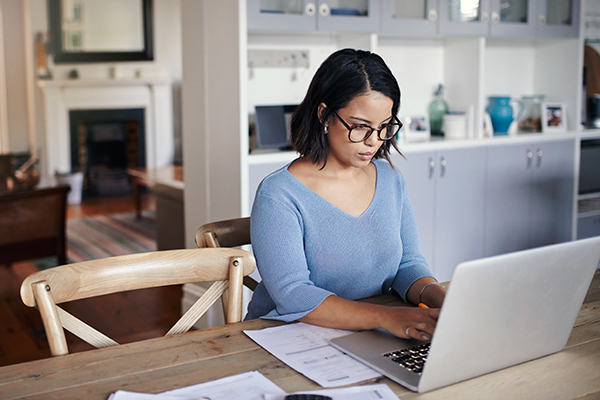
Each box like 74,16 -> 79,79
440,157 -> 447,178
536,149 -> 543,168
538,14 -> 546,26
319,3 -> 330,17
428,157 -> 435,179
305,2 -> 316,16
482,12 -> 489,24
428,8 -> 437,22
526,149 -> 533,169
491,11 -> 500,24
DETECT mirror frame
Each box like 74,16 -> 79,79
47,0 -> 154,63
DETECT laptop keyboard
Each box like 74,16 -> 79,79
383,342 -> 430,374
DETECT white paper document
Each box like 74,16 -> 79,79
244,322 -> 381,387
263,383 -> 399,400
107,371 -> 286,400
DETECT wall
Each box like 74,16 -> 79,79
0,0 -> 29,153
0,0 -> 182,168
181,0 -> 245,249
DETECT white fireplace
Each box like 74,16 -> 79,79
37,78 -> 174,175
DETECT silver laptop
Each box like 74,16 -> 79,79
330,237 -> 600,393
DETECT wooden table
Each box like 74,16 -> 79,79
1,271 -> 598,400
127,166 -> 183,219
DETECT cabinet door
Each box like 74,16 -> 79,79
485,139 -> 576,257
489,0 -> 536,37
530,139 -> 575,247
438,0 -> 491,36
380,0 -> 439,36
433,147 -> 486,282
247,0 -> 317,31
394,151 -> 436,269
485,143 -> 533,256
535,0 -> 580,38
317,0 -> 379,32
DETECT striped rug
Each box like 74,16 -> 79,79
67,211 -> 157,263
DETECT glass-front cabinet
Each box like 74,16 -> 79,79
247,0 -> 317,31
438,0 -> 535,37
438,0 -> 490,36
317,0 -> 379,32
536,0 -> 580,37
247,0 -> 379,32
380,0 -> 439,36
437,0 -> 578,37
247,0 -> 580,37
488,0 -> 536,37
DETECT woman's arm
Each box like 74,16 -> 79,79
299,295 -> 440,341
406,277 -> 446,309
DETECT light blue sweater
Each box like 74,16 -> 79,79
245,159 -> 435,322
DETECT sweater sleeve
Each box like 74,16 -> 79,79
250,188 -> 334,322
390,170 -> 436,300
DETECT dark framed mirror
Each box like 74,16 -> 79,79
47,0 -> 154,63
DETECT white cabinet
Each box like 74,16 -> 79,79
484,138 -> 575,257
247,157 -> 294,212
247,0 -> 380,32
393,147 -> 486,282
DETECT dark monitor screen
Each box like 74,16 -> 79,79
255,105 -> 297,149
580,139 -> 600,195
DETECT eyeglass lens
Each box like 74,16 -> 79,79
349,123 -> 401,143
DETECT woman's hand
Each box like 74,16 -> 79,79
382,306 -> 441,341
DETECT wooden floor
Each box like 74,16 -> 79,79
0,193 -> 183,367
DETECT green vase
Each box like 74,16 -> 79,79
429,84 -> 448,136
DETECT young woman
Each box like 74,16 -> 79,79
246,49 -> 445,341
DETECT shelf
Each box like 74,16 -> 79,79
578,195 -> 600,215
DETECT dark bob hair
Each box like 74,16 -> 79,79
290,48 -> 402,167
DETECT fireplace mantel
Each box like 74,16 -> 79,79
37,78 -> 173,175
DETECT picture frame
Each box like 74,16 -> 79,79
68,2 -> 83,24
402,115 -> 430,142
541,103 -> 567,133
64,30 -> 83,52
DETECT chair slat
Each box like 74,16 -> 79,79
57,307 -> 119,348
166,280 -> 229,336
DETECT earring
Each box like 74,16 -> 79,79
323,125 -> 328,134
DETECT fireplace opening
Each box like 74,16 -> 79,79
70,109 -> 146,197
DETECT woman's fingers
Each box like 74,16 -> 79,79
393,308 -> 440,340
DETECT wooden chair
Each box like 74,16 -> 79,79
195,217 -> 258,291
20,247 -> 256,356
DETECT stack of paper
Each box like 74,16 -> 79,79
244,322 -> 381,387
108,371 -> 398,400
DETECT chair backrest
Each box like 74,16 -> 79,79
195,217 -> 258,291
20,247 -> 256,356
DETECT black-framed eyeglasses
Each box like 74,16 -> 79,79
331,110 -> 402,143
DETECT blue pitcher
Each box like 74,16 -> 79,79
486,96 -> 524,135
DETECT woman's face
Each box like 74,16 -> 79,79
324,91 -> 394,169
